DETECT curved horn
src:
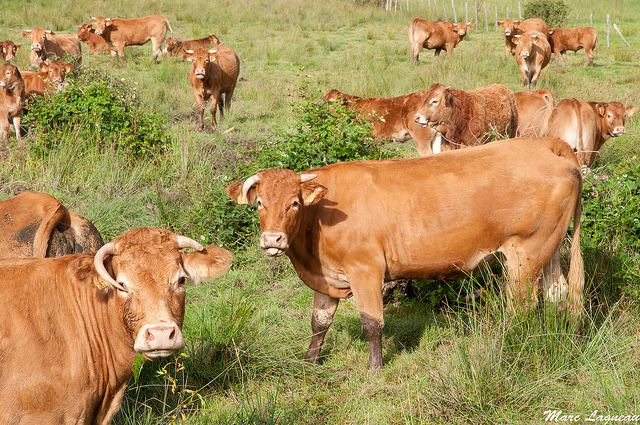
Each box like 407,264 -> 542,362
299,174 -> 317,183
242,175 -> 260,203
176,235 -> 203,251
93,242 -> 123,290
207,47 -> 220,54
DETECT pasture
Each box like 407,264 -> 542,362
1,0 -> 640,423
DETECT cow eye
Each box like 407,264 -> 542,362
256,199 -> 263,208
291,200 -> 300,209
430,99 -> 438,105
178,277 -> 186,286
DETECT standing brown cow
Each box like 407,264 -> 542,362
413,83 -> 518,149
166,34 -> 220,59
21,28 -> 82,67
0,63 -> 25,147
547,27 -> 598,66
323,89 -> 438,156
498,18 -> 549,59
515,89 -> 555,137
408,19 -> 472,64
75,23 -> 110,55
513,31 -> 551,90
89,15 -> 174,66
22,60 -> 74,98
0,40 -> 21,61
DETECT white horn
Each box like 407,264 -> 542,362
93,242 -> 123,290
176,235 -> 203,251
242,175 -> 260,203
300,174 -> 317,183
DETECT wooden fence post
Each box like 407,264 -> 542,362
507,7 -> 509,20
518,2 -> 522,20
452,0 -> 457,22
443,2 -> 448,21
484,1 -> 488,32
465,2 -> 468,23
614,24 -> 631,48
475,2 -> 479,28
495,5 -> 498,31
590,12 -> 593,27
606,14 -> 610,47
575,14 -> 579,27
435,1 -> 438,14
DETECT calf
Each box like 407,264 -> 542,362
0,63 -> 25,147
547,27 -> 598,66
547,98 -> 638,169
0,227 -> 232,423
89,15 -> 174,66
21,28 -> 82,67
413,82 -> 518,149
498,18 -> 549,59
75,23 -> 110,55
323,89 -> 438,156
22,60 -> 73,98
514,89 -> 555,137
513,30 -> 551,90
408,19 -> 472,64
166,34 -> 220,59
0,40 -> 21,61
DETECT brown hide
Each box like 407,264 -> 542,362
0,40 -> 22,61
75,24 -> 110,55
21,28 -> 81,67
513,31 -> 551,90
323,89 -> 437,156
22,60 -> 73,98
0,63 -> 25,146
408,19 -> 472,63
498,18 -> 549,58
413,82 -> 518,148
547,27 -> 598,66
166,34 -> 220,59
515,89 -> 555,137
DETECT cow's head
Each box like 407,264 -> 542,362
89,17 -> 112,36
93,228 -> 232,359
184,47 -> 220,79
75,24 -> 94,41
39,60 -> 73,85
414,83 -> 452,128
208,34 -> 222,46
21,28 -> 53,52
1,40 -> 21,62
497,19 -> 518,36
227,169 -> 327,257
594,102 -> 638,138
513,32 -> 541,58
165,37 -> 180,52
0,63 -> 22,90
452,21 -> 473,38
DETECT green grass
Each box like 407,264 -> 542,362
1,0 -> 640,423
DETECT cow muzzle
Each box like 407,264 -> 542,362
414,114 -> 430,128
612,126 -> 626,136
31,44 -> 42,52
95,29 -> 103,35
260,232 -> 288,257
520,51 -> 530,57
195,70 -> 206,79
134,322 -> 185,359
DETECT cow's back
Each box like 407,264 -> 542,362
472,84 -> 518,140
519,18 -> 549,35
515,89 -> 555,137
547,98 -> 597,165
215,44 -> 240,93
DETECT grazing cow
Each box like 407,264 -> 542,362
228,137 -> 584,370
513,31 -> 551,90
408,19 -> 473,64
166,34 -> 220,59
323,89 -> 438,156
0,227 -> 232,423
413,83 -> 518,150
22,60 -> 73,98
547,98 -> 638,169
185,46 -> 240,130
75,23 -> 110,55
0,40 -> 22,61
547,27 -> 598,66
498,18 -> 549,59
0,63 -> 25,147
0,190 -> 103,258
21,28 -> 82,67
514,89 -> 555,137
88,15 -> 174,66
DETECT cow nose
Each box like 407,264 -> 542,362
95,29 -> 102,35
613,126 -> 626,135
32,44 -> 41,51
520,52 -> 529,57
260,232 -> 288,256
134,322 -> 185,356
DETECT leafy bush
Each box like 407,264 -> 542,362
23,70 -> 171,157
524,0 -> 569,28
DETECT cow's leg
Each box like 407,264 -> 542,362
434,49 -> 441,58
223,87 -> 235,111
348,268 -> 385,370
0,115 -> 9,148
561,51 -> 568,65
541,248 -> 568,306
304,292 -> 339,364
504,44 -> 511,60
501,245 -> 540,312
194,93 -> 205,131
585,48 -> 594,66
151,38 -> 162,63
110,49 -> 117,67
12,116 -> 20,144
210,91 -> 221,130
530,67 -> 542,89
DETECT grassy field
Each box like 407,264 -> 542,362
1,0 -> 640,423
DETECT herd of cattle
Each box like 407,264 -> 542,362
0,11 -> 635,424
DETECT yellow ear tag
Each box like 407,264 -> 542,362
237,194 -> 247,205
93,276 -> 109,290
304,192 -> 316,204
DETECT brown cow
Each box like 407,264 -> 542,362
0,227 -> 232,423
0,63 -> 25,147
513,30 -> 551,90
547,27 -> 598,66
0,190 -> 103,258
408,19 -> 473,64
185,46 -> 240,130
498,18 -> 549,59
0,40 -> 22,61
22,60 -> 73,98
413,83 -> 518,149
547,98 -> 638,169
88,15 -> 174,66
166,34 -> 220,59
323,89 -> 438,156
21,28 -> 82,67
74,23 -> 110,55
228,137 -> 584,370
514,89 -> 555,137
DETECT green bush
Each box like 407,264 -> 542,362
524,0 -> 569,28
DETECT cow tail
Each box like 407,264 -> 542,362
593,29 -> 599,54
567,176 -> 584,320
33,203 -> 68,258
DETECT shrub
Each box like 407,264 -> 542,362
524,0 -> 569,28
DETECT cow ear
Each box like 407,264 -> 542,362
21,30 -> 31,38
182,245 -> 232,285
512,34 -> 521,39
497,21 -> 504,27
39,62 -> 48,71
626,105 -> 638,118
227,181 -> 257,205
548,30 -> 555,35
16,45 -> 22,51
301,183 -> 327,206
65,63 -> 74,72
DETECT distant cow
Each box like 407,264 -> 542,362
22,60 -> 73,98
88,15 -> 174,66
74,23 -> 110,55
228,137 -> 584,370
0,190 -> 103,258
185,46 -> 240,130
548,98 -> 638,169
547,27 -> 598,66
0,63 -> 25,147
21,28 -> 82,67
413,83 -> 518,149
323,89 -> 438,156
166,34 -> 220,59
0,227 -> 232,423
515,89 -> 555,137
0,40 -> 21,61
513,30 -> 551,90
498,18 -> 549,59
408,19 -> 472,64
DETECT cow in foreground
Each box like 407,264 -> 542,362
166,34 -> 220,59
547,27 -> 598,66
21,27 -> 82,67
185,46 -> 240,130
547,98 -> 638,169
513,31 -> 551,90
0,190 -> 103,258
0,63 -> 25,147
228,137 -> 584,370
0,227 -> 232,424
413,83 -> 518,151
408,19 -> 472,64
323,89 -> 438,156
22,60 -> 73,98
498,18 -> 549,59
514,89 -> 555,137
75,23 -> 110,55
0,40 -> 22,61
88,15 -> 174,66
